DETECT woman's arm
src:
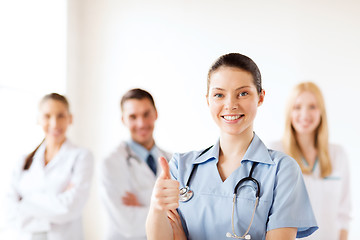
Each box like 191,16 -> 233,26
146,157 -> 180,240
266,227 -> 297,240
336,145 -> 351,239
168,209 -> 187,240
18,150 -> 94,224
339,229 -> 348,240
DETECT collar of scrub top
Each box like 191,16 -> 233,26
127,139 -> 159,164
180,133 -> 274,239
301,157 -> 318,172
192,133 -> 275,166
181,133 -> 275,196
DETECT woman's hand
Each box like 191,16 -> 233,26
146,157 -> 181,240
168,209 -> 187,240
151,157 -> 180,211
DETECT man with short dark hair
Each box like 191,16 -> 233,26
99,88 -> 172,240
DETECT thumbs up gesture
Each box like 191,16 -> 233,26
151,156 -> 180,211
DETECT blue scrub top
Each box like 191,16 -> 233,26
169,134 -> 318,240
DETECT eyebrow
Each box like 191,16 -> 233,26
211,86 -> 251,91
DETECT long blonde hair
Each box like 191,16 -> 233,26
282,82 -> 332,178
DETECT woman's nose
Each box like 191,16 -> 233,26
225,96 -> 238,110
49,117 -> 59,127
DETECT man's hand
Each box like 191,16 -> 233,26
122,191 -> 141,206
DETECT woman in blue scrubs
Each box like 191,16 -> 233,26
146,53 -> 318,240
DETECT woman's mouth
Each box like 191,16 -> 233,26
222,114 -> 244,121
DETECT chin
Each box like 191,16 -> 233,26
297,128 -> 316,135
47,135 -> 66,142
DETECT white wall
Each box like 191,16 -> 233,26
0,1 -> 66,238
0,0 -> 353,239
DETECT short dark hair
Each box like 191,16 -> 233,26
207,53 -> 262,94
120,88 -> 156,111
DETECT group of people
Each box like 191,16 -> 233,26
6,53 -> 351,240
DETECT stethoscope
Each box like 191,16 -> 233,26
125,143 -> 141,165
179,146 -> 260,240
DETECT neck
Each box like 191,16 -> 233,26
219,129 -> 254,162
140,138 -> 155,151
295,132 -> 317,166
217,129 -> 254,181
295,132 -> 316,151
44,138 -> 65,165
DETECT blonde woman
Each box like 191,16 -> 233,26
270,82 -> 351,240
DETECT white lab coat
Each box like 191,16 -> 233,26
99,141 -> 172,240
6,139 -> 94,240
269,141 -> 352,240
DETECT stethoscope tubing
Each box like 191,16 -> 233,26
178,146 -> 261,239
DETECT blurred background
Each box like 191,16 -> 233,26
1,0 -> 359,239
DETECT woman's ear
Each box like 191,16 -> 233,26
206,94 -> 209,106
258,89 -> 265,106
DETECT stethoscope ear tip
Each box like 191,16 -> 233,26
226,232 -> 232,238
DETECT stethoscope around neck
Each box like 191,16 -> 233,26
178,146 -> 261,239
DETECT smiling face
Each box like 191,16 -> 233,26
39,99 -> 72,144
122,98 -> 158,149
291,91 -> 321,136
207,66 -> 264,137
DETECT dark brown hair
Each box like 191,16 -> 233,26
207,53 -> 262,95
23,93 -> 70,170
120,88 -> 156,111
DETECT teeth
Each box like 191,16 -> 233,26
223,115 -> 241,121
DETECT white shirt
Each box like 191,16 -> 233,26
99,140 -> 171,240
269,141 -> 352,240
6,139 -> 94,240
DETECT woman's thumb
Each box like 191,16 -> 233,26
158,156 -> 171,179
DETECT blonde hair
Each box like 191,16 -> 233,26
282,82 -> 332,178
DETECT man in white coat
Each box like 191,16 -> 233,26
99,88 -> 172,240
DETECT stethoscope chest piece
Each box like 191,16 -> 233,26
179,186 -> 194,202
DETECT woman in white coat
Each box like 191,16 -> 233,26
6,93 -> 94,240
270,82 -> 351,240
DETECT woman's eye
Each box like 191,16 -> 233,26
293,105 -> 301,110
214,93 -> 223,98
309,104 -> 317,110
239,92 -> 248,97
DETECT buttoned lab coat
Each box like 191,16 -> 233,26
99,141 -> 172,240
6,139 -> 94,240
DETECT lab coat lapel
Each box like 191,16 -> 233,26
128,147 -> 157,182
44,139 -> 70,171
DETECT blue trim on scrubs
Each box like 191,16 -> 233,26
169,133 -> 318,239
301,157 -> 318,172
